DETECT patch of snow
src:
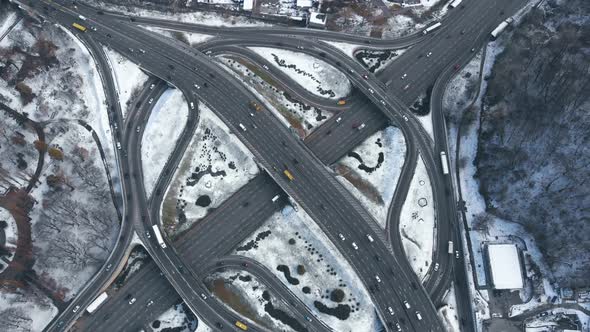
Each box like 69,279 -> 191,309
321,40 -> 360,59
235,206 -> 380,332
417,112 -> 434,142
249,47 -> 352,100
0,12 -> 18,41
151,302 -> 197,332
141,88 -> 188,196
0,288 -> 58,332
487,244 -> 524,289
207,270 -> 297,331
335,127 -> 406,228
356,48 -> 409,74
161,103 -> 259,237
443,50 -> 483,111
217,56 -> 332,137
0,207 -> 17,274
91,1 -> 271,27
437,283 -> 460,332
102,46 -> 150,118
382,15 -> 426,39
143,26 -> 214,45
399,156 -> 435,280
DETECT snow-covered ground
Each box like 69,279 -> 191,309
321,40 -> 360,59
437,283 -> 460,332
90,1 -> 270,27
399,156 -> 435,280
102,47 -> 149,118
235,206 -> 380,332
0,11 -> 18,40
0,207 -> 17,274
150,302 -> 197,332
0,114 -> 39,190
28,123 -> 119,301
443,50 -> 483,112
0,289 -> 58,332
161,104 -> 258,237
141,89 -> 188,196
206,269 -> 298,331
355,48 -> 408,73
217,56 -> 332,137
0,20 -> 116,180
335,127 -> 406,228
249,47 -> 352,100
143,26 -> 213,45
524,308 -> 590,332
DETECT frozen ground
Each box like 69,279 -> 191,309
0,207 -> 17,274
0,11 -> 18,40
334,127 -> 406,228
150,302 -> 197,332
141,88 -> 188,196
143,26 -> 213,45
524,308 -> 590,332
321,40 -> 360,59
206,269 -> 299,331
160,104 -> 258,237
355,48 -> 408,73
0,113 -> 39,190
90,1 -> 271,27
437,283 -> 460,332
102,46 -> 149,118
0,288 -> 58,332
235,206 -> 381,332
218,56 -> 333,137
28,123 -> 119,301
399,156 -> 435,281
249,47 -> 352,100
0,19 -> 116,179
443,50 -> 483,113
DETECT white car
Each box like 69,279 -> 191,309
146,300 -> 154,307
434,263 -> 440,271
404,301 -> 411,309
72,305 -> 80,313
149,84 -> 155,89
129,298 -> 136,305
375,275 -> 381,283
336,117 -> 342,123
380,100 -> 386,106
146,231 -> 151,238
402,115 -> 409,122
456,251 -> 460,259
200,293 -> 208,300
401,73 -> 407,79
338,233 -> 346,241
366,234 -> 374,242
148,98 -> 154,104
426,52 -> 432,57
263,65 -> 269,70
194,84 -> 200,89
388,306 -> 394,315
416,311 -> 422,320
136,126 -> 140,133
368,88 -> 374,94
352,242 -> 358,250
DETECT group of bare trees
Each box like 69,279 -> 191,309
477,1 -> 590,287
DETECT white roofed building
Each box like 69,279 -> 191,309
243,0 -> 254,11
486,244 -> 524,290
296,0 -> 313,8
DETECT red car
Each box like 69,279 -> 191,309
454,64 -> 461,70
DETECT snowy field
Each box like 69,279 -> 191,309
321,40 -> 360,59
335,127 -> 406,228
437,283 -> 460,332
0,289 -> 58,332
90,1 -> 271,27
102,47 -> 149,118
399,156 -> 435,281
141,89 -> 188,196
443,50 -> 483,112
143,26 -> 213,46
150,302 -> 197,332
249,47 -> 352,100
355,48 -> 408,73
0,207 -> 17,274
161,104 -> 258,237
206,270 -> 299,331
218,56 -> 332,137
0,11 -> 18,40
0,20 -> 115,178
28,123 -> 119,301
0,113 -> 39,190
235,206 -> 381,332
524,308 -> 590,332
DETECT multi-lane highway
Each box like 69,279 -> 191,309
11,0 -> 528,331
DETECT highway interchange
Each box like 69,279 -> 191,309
13,0 -> 526,331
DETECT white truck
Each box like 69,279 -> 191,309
152,225 -> 167,249
423,22 -> 442,34
491,18 -> 513,39
448,241 -> 454,254
440,151 -> 450,175
449,0 -> 462,8
86,292 -> 108,314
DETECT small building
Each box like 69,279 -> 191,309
308,12 -> 326,28
296,0 -> 313,8
486,244 -> 524,290
242,0 -> 254,11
